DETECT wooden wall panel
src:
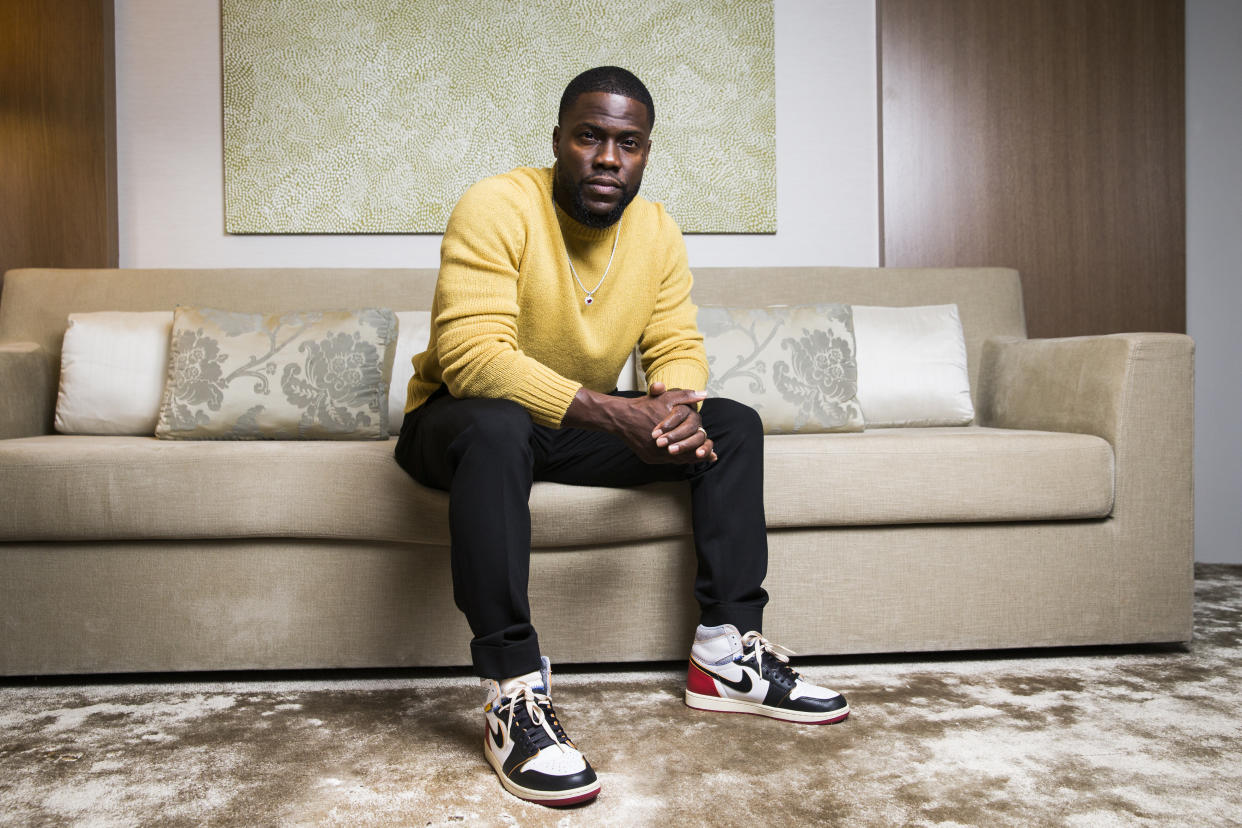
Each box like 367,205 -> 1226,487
0,0 -> 117,289
879,0 -> 1185,337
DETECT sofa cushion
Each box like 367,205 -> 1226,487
389,310 -> 433,429
762,427 -> 1114,527
0,436 -> 448,544
852,304 -> 975,427
698,304 -> 864,434
0,427 -> 1112,546
55,311 -> 173,435
156,307 -> 399,440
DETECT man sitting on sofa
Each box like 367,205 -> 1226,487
394,66 -> 849,807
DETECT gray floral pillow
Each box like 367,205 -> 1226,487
698,304 -> 864,434
155,307 -> 398,440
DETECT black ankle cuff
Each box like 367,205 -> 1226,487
472,636 -> 542,680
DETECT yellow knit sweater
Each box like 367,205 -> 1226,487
406,166 -> 708,427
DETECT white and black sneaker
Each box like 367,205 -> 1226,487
685,624 -> 850,724
481,657 -> 601,806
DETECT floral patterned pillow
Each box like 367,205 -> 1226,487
155,306 -> 399,440
698,304 -> 864,434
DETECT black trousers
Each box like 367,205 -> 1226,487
394,387 -> 769,679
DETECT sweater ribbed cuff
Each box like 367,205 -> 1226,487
512,363 -> 582,428
648,363 -> 709,395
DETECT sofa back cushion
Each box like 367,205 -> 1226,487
0,268 -> 441,361
1,266 -> 1025,420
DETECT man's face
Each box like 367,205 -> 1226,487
552,91 -> 652,228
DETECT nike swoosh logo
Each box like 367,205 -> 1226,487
697,662 -> 753,693
489,721 -> 505,750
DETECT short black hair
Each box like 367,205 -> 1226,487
558,66 -> 655,131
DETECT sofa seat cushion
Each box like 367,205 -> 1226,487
0,436 -> 687,547
0,436 -> 432,544
0,427 -> 1112,547
763,426 -> 1114,527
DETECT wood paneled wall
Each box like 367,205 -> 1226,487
0,0 -> 117,288
879,0 -> 1185,337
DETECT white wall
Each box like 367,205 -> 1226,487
115,0 -> 1236,563
114,0 -> 880,269
1187,0 -> 1242,565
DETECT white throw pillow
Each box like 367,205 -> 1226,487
851,304 -> 974,427
55,311 -> 173,435
616,348 -> 638,392
389,310 -> 433,428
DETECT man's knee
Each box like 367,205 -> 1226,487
402,396 -> 537,488
701,396 -> 763,439
448,398 -> 535,458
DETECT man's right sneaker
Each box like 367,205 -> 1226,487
481,657 -> 601,806
685,624 -> 850,724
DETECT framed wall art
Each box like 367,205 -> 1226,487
222,0 -> 775,234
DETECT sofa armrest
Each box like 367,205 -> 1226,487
976,333 -> 1194,447
0,341 -> 54,439
978,330 -> 1193,542
977,332 -> 1195,637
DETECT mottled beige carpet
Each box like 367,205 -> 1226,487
2,565 -> 1240,827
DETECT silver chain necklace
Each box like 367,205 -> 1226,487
563,219 -> 621,306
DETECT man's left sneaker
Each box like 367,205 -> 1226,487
685,624 -> 849,724
481,657 -> 601,806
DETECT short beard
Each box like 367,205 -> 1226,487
555,166 -> 638,228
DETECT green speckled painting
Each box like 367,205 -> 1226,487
222,0 -> 774,234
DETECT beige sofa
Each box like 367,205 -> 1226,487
0,266 -> 1194,676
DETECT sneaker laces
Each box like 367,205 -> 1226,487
740,631 -> 801,685
500,685 -> 573,753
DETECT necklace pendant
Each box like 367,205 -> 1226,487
563,217 -> 620,311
